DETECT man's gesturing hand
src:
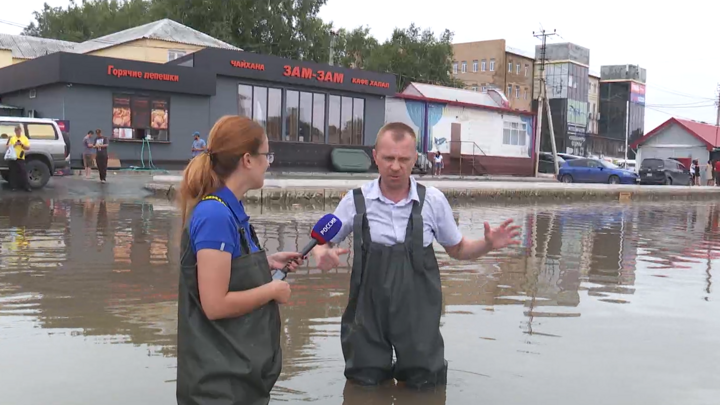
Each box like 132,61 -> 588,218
484,218 -> 522,250
313,246 -> 350,271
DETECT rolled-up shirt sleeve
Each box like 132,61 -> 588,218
427,187 -> 463,247
330,191 -> 356,244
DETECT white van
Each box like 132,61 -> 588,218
0,117 -> 70,189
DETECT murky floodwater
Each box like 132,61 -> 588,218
0,195 -> 718,405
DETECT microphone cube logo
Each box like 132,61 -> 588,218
320,217 -> 337,236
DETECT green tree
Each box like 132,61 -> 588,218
363,24 -> 463,91
23,0 -> 153,42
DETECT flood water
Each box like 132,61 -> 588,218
0,196 -> 718,405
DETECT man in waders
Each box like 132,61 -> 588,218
313,122 -> 521,389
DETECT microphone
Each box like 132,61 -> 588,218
271,213 -> 343,280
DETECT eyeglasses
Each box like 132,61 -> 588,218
257,152 -> 274,164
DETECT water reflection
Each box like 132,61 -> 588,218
0,198 -> 718,404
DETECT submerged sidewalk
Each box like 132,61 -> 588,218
145,174 -> 720,205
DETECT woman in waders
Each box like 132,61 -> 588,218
176,115 -> 303,405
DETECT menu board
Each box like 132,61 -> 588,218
131,97 -> 150,129
151,100 -> 169,130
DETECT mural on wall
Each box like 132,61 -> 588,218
384,97 -> 423,150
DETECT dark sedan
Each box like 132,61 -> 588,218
638,158 -> 691,186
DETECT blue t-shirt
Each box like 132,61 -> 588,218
189,186 -> 259,258
191,138 -> 206,157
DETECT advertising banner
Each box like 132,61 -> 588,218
630,82 -> 645,105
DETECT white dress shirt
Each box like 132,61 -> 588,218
330,177 -> 463,248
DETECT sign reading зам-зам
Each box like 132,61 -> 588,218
279,64 -> 392,89
107,65 -> 179,82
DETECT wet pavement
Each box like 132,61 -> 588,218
0,182 -> 718,404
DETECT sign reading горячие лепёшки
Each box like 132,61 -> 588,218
107,65 -> 179,82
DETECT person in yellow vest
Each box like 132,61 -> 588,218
7,125 -> 31,192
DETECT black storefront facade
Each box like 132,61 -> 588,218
0,49 -> 396,170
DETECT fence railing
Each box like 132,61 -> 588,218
445,140 -> 488,176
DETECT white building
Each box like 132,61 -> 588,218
631,117 -> 719,168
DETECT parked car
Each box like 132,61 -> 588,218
638,158 -> 691,186
558,158 -> 639,184
557,153 -> 583,161
538,151 -> 566,173
0,117 -> 70,189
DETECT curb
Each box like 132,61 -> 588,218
144,182 -> 720,206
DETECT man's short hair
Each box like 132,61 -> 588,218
375,122 -> 417,147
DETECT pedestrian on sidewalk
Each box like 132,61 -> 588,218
190,131 -> 206,160
433,150 -> 444,176
94,129 -> 108,183
175,115 -> 299,405
715,160 -> 720,186
312,122 -> 521,390
6,125 -> 31,192
706,160 -> 714,186
82,131 -> 96,179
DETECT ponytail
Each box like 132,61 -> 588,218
178,153 -> 222,226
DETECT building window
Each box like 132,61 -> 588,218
515,85 -> 520,98
524,88 -> 528,99
490,59 -> 495,71
453,62 -> 458,74
481,59 -> 486,72
507,84 -> 512,96
461,61 -> 467,73
111,94 -> 169,141
471,85 -> 478,91
481,86 -> 487,92
508,61 -> 513,73
238,84 -> 282,141
516,64 -> 521,74
524,64 -> 529,77
168,50 -> 187,61
328,95 -> 364,145
503,121 -> 527,146
285,90 -> 327,143
472,60 -> 478,72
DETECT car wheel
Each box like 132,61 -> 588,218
26,159 -> 51,189
561,174 -> 573,183
0,171 -> 8,182
664,176 -> 673,186
608,175 -> 620,184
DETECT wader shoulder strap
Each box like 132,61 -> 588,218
351,188 -> 369,272
410,183 -> 427,271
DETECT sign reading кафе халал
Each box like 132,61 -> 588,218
107,65 -> 180,82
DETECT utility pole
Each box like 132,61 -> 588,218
533,28 -> 560,176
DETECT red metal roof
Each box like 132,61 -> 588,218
630,117 -> 720,150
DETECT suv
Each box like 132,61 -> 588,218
0,117 -> 70,189
638,158 -> 691,186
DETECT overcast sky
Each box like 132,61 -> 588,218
1,0 -> 716,132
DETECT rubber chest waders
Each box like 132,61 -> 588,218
176,196 -> 281,405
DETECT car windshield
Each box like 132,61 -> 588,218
600,160 -> 619,169
641,159 -> 664,169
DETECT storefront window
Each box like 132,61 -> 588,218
328,95 -> 341,144
253,86 -> 267,130
312,94 -> 325,143
299,92 -> 312,142
352,98 -> 364,145
285,90 -> 299,142
238,85 -> 252,117
340,97 -> 353,144
112,94 -> 169,141
267,88 -> 282,141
